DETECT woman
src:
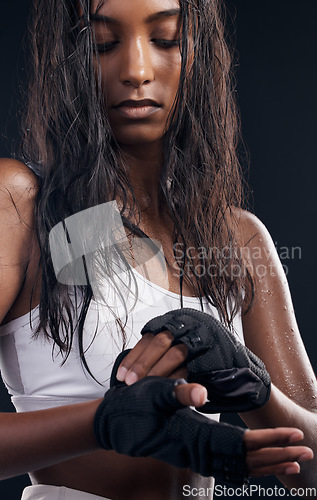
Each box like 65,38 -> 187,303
0,0 -> 316,499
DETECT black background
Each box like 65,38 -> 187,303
0,1 -> 316,498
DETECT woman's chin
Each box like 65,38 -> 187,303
116,132 -> 164,150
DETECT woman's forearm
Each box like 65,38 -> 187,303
0,398 -> 102,480
241,384 -> 317,490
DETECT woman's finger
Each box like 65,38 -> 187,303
246,445 -> 313,471
244,427 -> 305,451
250,461 -> 300,477
174,382 -> 208,407
147,344 -> 188,377
116,333 -> 154,381
118,331 -> 188,385
123,330 -> 175,384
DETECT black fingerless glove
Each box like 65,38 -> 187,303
94,366 -> 248,485
140,308 -> 271,413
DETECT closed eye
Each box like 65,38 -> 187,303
96,41 -> 119,53
96,39 -> 180,53
153,39 -> 180,49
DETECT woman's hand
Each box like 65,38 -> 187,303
243,427 -> 313,477
95,377 -> 249,484
174,385 -> 314,478
115,307 -> 271,415
116,330 -> 188,384
114,352 -> 314,481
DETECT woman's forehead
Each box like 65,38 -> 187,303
90,0 -> 181,16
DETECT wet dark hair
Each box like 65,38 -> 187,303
19,0 -> 253,368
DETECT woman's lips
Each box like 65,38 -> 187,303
114,105 -> 160,119
113,99 -> 161,119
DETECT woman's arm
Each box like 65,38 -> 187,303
0,159 -> 39,324
0,159 -> 102,478
239,210 -> 317,489
0,399 -> 103,480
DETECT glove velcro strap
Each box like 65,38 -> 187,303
141,308 -> 219,337
191,367 -> 271,413
141,314 -> 192,336
141,311 -> 210,358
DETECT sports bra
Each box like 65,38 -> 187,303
0,268 -> 244,414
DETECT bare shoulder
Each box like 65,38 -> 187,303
0,158 -> 38,250
0,158 -> 38,202
0,160 -> 39,323
232,207 -> 273,249
231,208 -> 280,273
0,158 -> 38,226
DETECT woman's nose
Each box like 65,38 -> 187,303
119,37 -> 154,88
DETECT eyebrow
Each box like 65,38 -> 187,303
90,9 -> 181,26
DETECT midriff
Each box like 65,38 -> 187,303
31,451 -> 213,500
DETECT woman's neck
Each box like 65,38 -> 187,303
118,142 -> 164,217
